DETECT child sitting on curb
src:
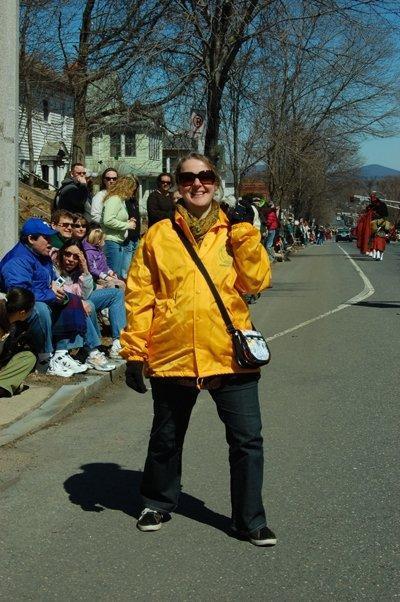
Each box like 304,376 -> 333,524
82,223 -> 126,290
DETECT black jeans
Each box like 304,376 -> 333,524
141,375 -> 267,533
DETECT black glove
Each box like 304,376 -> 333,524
228,202 -> 254,225
125,361 -> 147,393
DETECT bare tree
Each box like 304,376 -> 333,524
169,0 -> 276,164
243,0 -> 400,215
51,0 -> 179,162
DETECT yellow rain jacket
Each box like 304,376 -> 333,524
120,210 -> 271,377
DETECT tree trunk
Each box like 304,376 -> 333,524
71,85 -> 88,164
231,85 -> 240,198
204,79 -> 223,166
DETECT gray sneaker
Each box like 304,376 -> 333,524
87,350 -> 116,372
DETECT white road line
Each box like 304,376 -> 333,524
266,244 -> 375,342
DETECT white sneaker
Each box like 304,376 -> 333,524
47,354 -> 74,378
87,350 -> 116,372
56,352 -> 89,374
109,339 -> 122,359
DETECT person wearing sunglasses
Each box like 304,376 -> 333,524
91,168 -> 119,223
50,209 -> 75,254
57,239 -> 125,368
54,162 -> 90,218
121,152 -> 276,546
147,172 -> 175,227
71,214 -> 89,240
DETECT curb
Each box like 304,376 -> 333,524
0,362 -> 125,448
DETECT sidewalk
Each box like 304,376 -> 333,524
0,361 -> 125,448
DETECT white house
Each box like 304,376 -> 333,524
19,63 -> 74,189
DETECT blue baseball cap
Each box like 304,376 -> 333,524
21,218 -> 57,237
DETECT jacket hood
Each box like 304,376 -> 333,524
60,176 -> 74,186
82,240 -> 99,251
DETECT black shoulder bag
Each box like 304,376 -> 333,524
171,220 -> 270,369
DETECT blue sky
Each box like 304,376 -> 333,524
360,135 -> 400,171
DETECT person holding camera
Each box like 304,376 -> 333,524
121,152 -> 276,546
57,239 -> 126,362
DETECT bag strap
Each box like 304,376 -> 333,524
171,220 -> 236,334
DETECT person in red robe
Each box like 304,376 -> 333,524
355,192 -> 389,256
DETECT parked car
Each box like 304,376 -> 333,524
336,227 -> 351,242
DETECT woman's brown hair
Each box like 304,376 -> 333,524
100,167 -> 119,191
104,175 -> 139,203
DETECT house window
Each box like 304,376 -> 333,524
125,131 -> 136,157
110,132 -> 121,158
149,136 -> 160,161
43,99 -> 49,122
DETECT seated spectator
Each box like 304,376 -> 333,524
0,287 -> 36,398
0,218 -> 90,377
57,240 -> 126,359
91,168 -> 118,223
82,223 -> 125,290
50,209 -> 75,250
71,214 -> 89,240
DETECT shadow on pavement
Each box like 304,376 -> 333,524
353,301 -> 400,308
63,462 -> 230,533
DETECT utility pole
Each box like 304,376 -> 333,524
0,0 -> 19,257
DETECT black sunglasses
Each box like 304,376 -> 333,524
63,251 -> 79,261
105,176 -> 117,181
176,170 -> 216,187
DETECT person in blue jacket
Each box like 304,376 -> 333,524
0,218 -> 98,377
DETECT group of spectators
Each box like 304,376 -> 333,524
221,196 -> 320,261
0,161 -> 196,395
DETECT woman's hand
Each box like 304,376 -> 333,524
77,250 -> 89,274
127,218 -> 136,230
82,300 -> 92,316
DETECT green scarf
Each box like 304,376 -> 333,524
176,200 -> 220,246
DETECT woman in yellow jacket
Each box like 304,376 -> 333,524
121,153 -> 276,546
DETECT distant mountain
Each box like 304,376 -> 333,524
359,164 -> 400,179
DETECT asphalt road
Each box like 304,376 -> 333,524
1,241 -> 399,601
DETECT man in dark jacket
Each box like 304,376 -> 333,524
55,163 -> 91,217
147,173 -> 175,227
